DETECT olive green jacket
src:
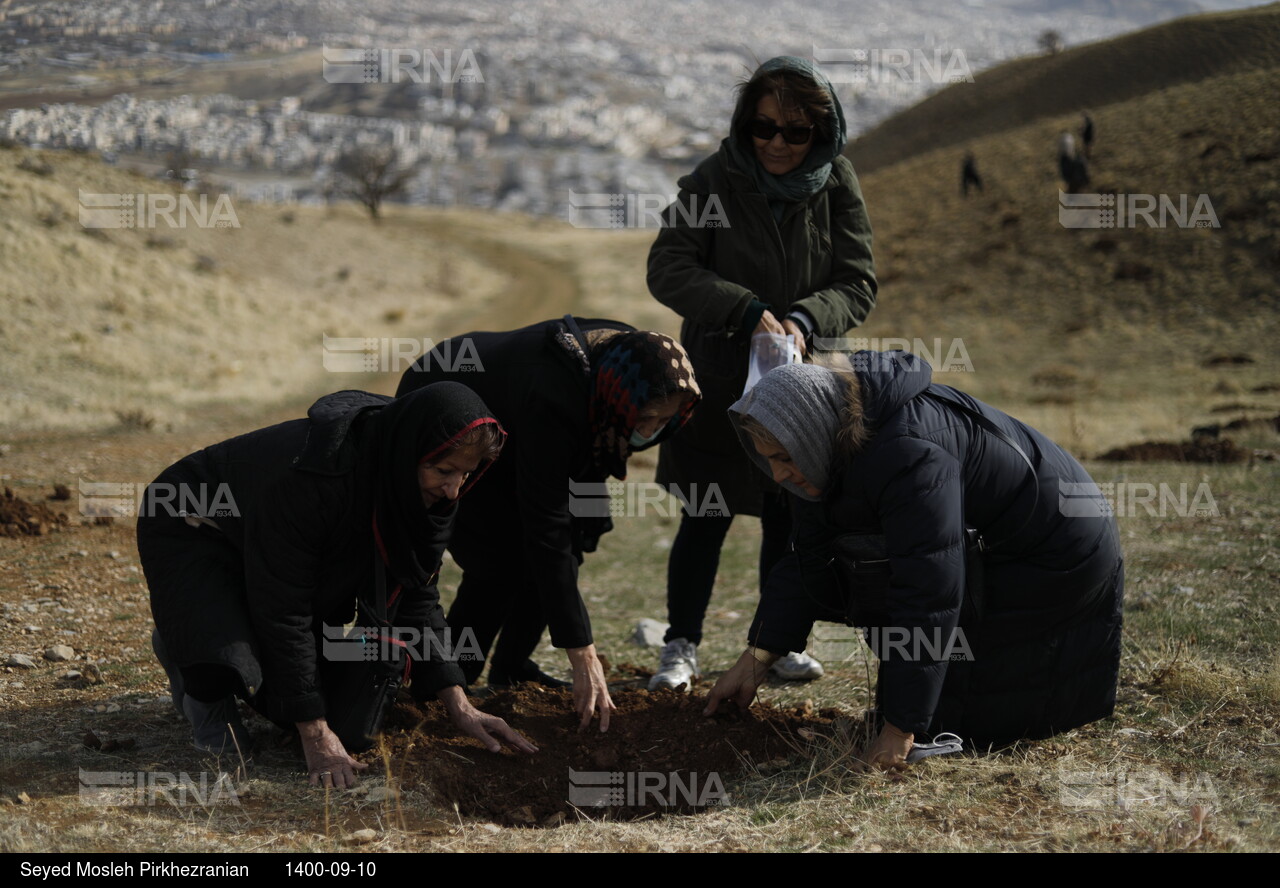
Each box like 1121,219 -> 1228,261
648,145 -> 877,516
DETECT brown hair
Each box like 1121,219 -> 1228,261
738,413 -> 784,454
735,68 -> 834,144
798,353 -> 869,457
448,420 -> 505,463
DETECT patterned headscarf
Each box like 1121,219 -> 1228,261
589,332 -> 700,479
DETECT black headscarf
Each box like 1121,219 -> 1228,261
360,382 -> 504,588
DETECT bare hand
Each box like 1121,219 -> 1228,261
781,319 -> 808,358
299,718 -> 369,789
703,649 -> 773,716
753,309 -> 786,338
438,686 -> 539,754
857,721 -> 914,773
567,644 -> 616,732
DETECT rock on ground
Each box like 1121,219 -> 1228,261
631,618 -> 669,648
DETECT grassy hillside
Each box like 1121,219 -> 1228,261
850,61 -> 1280,452
849,2 -> 1280,174
0,10 -> 1277,855
0,148 -> 598,432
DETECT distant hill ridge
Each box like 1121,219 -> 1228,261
849,2 -> 1280,174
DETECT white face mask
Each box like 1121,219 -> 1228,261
629,427 -> 663,448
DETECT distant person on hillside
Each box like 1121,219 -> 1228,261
646,56 -> 877,691
139,384 -> 537,788
1058,133 -> 1091,194
706,351 -> 1125,770
1081,112 -> 1095,159
397,317 -> 701,731
961,151 -> 984,197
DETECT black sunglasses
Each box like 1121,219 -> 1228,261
746,120 -> 816,145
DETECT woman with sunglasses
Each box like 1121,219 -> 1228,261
646,56 -> 878,690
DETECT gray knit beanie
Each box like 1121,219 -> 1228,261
728,363 -> 845,501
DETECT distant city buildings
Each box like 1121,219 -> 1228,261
0,0 -> 1184,219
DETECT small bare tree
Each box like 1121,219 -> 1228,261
1038,29 -> 1065,55
332,144 -> 415,221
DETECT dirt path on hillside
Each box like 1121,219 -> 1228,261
0,218 -> 587,847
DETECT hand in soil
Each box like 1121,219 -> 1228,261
703,649 -> 770,716
567,644 -> 616,732
299,718 -> 369,789
439,686 -> 538,754
855,722 -> 914,773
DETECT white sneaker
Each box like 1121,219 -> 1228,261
770,650 -> 825,681
648,638 -> 699,692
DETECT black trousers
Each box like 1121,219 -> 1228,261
663,490 -> 791,646
444,529 -> 551,684
140,516 -> 392,751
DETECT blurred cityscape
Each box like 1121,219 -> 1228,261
0,0 -> 1256,218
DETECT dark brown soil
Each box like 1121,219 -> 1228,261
1096,438 -> 1249,463
1223,413 -> 1280,432
0,487 -> 71,537
384,687 -> 836,826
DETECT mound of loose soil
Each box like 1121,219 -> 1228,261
385,687 -> 838,826
1096,438 -> 1248,463
0,487 -> 70,537
1223,413 -> 1280,433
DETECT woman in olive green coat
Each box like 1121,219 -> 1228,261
647,56 -> 877,689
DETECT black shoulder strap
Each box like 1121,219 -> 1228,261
922,389 -> 1035,477
921,388 -> 1040,552
562,314 -> 590,354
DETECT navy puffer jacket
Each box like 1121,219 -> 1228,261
747,352 -> 1123,743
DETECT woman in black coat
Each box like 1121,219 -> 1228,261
138,383 -> 536,788
706,352 -> 1124,767
397,317 -> 700,730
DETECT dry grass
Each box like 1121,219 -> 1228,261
1,16 -> 1278,852
850,3 -> 1280,174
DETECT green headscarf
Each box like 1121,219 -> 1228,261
723,56 -> 848,219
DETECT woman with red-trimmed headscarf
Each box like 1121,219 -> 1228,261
138,383 -> 537,788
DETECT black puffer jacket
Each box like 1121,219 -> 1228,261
745,352 -> 1123,743
139,387 -> 489,725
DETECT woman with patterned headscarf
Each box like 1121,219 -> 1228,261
647,56 -> 878,690
397,317 -> 700,731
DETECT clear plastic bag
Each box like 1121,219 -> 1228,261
743,333 -> 801,395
